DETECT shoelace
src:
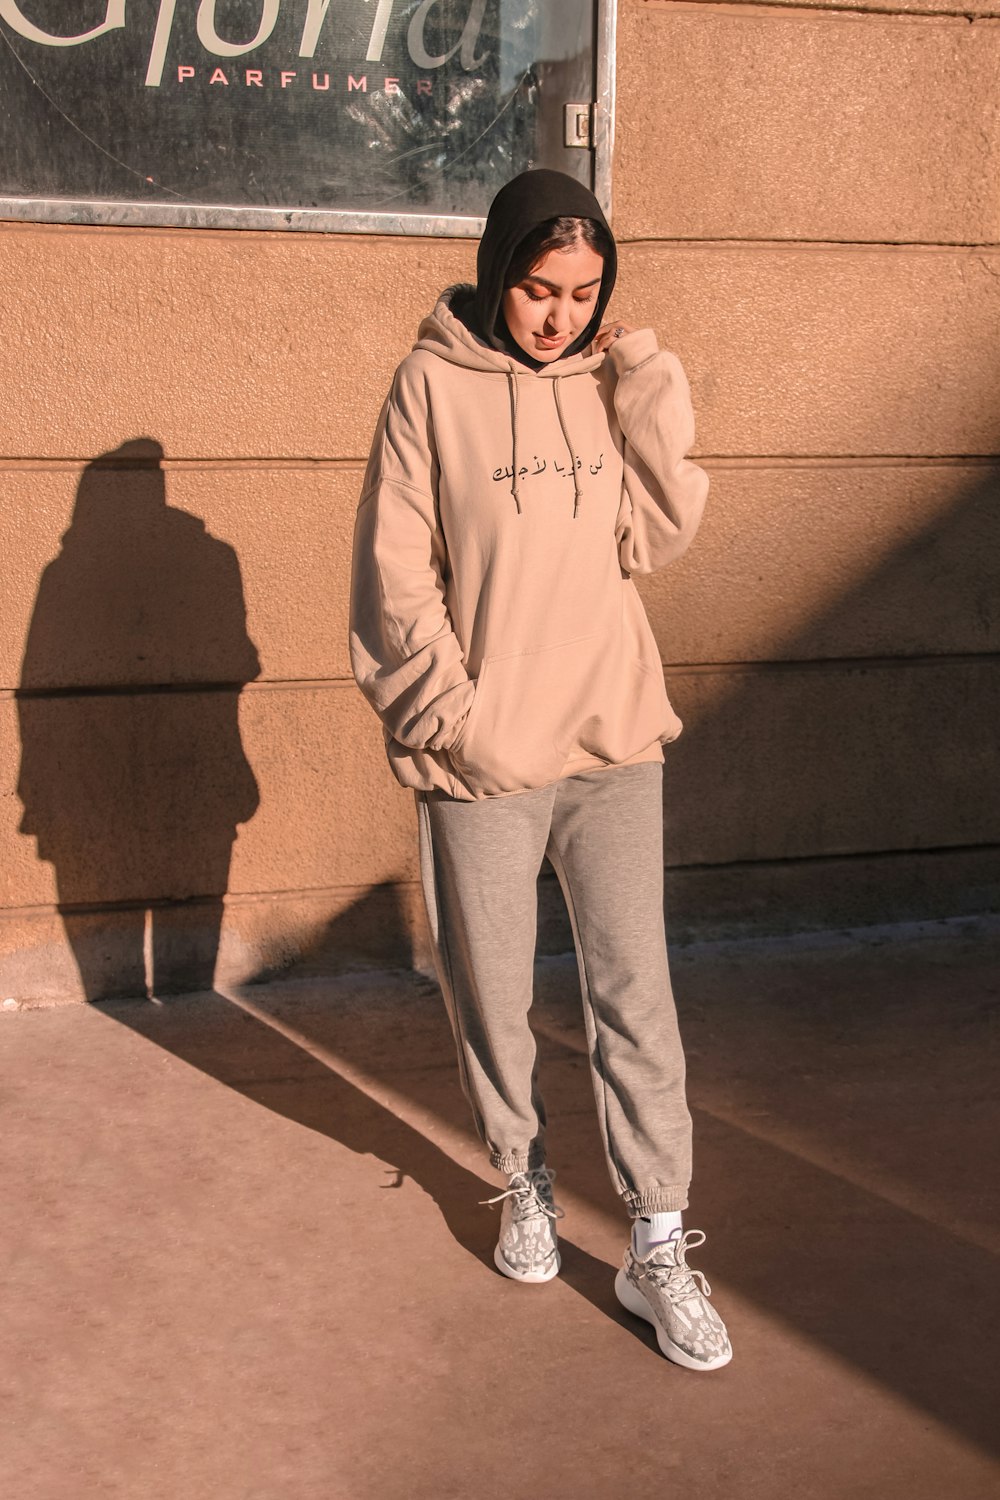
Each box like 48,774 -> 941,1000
480,1166 -> 565,1223
635,1228 -> 712,1302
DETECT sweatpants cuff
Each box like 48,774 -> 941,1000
491,1144 -> 546,1175
623,1186 -> 690,1215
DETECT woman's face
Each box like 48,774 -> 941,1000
501,239 -> 604,362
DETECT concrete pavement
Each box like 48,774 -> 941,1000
3,916 -> 999,1499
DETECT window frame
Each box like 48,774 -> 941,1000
0,0 -> 616,236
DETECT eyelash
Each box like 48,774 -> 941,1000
522,287 -> 596,304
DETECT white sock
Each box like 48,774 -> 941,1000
632,1211 -> 683,1256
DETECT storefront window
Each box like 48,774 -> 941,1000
0,1 -> 614,232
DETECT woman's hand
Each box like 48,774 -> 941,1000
593,320 -> 638,355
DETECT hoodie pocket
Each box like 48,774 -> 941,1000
449,635 -> 599,796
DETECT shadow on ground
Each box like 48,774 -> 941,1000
99,921 -> 1000,1460
100,975 -> 624,1334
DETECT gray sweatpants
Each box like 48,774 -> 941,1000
414,761 -> 692,1216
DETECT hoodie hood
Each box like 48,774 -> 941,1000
469,168 -> 618,366
414,282 -> 607,378
414,282 -> 609,517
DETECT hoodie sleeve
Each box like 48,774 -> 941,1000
349,359 -> 475,753
605,330 -> 710,576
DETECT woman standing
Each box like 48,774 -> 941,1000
349,169 -> 731,1371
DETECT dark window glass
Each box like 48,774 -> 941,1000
0,1 -> 598,223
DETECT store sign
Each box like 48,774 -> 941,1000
0,1 -> 490,88
0,1 -> 600,228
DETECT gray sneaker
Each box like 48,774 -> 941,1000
615,1228 -> 733,1370
482,1167 -> 563,1283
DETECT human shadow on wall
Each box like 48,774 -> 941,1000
16,439 -> 260,1001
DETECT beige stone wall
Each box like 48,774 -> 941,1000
2,0 -> 998,1002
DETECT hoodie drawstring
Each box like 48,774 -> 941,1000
506,367 -> 581,519
506,370 -> 522,513
552,376 -> 582,518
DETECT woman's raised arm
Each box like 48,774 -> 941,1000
604,330 -> 710,576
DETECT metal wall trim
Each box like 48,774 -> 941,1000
0,197 -> 487,238
594,0 -> 617,221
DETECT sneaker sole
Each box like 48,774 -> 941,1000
614,1268 -> 733,1371
494,1244 -> 561,1284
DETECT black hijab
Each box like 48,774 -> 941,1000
459,169 -> 618,369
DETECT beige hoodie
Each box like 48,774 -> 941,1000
349,283 -> 709,801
